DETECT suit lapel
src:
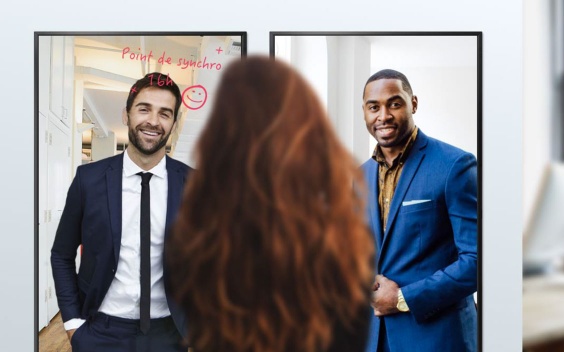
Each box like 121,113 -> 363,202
165,157 -> 185,236
365,160 -> 384,251
106,154 -> 124,266
378,132 -> 428,266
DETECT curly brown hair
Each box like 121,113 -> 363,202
166,55 -> 374,352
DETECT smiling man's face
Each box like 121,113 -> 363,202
362,78 -> 417,156
123,86 -> 177,156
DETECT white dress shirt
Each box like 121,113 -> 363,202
64,150 -> 171,330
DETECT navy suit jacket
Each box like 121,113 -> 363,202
362,130 -> 478,351
51,153 -> 192,336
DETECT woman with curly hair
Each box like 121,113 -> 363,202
166,55 -> 374,352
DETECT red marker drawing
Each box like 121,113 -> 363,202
182,85 -> 208,110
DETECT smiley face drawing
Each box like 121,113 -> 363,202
182,85 -> 208,110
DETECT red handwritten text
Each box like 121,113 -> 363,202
122,47 -> 154,62
177,56 -> 222,70
158,51 -> 172,65
148,73 -> 173,87
121,47 -> 223,71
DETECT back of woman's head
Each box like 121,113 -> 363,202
167,55 -> 374,352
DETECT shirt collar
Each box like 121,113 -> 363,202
123,149 -> 167,179
372,126 -> 419,166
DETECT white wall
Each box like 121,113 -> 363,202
523,0 -> 552,231
291,36 -> 328,108
91,130 -> 116,161
329,36 -> 372,164
0,1 -> 522,351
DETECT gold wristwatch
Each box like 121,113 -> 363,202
397,289 -> 409,312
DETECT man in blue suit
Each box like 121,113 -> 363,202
51,72 -> 192,351
361,69 -> 477,351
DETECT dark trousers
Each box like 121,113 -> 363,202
70,313 -> 186,352
377,319 -> 390,352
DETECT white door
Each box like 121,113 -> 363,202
37,112 -> 48,331
45,118 -> 72,322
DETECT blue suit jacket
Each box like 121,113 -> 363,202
51,153 -> 192,336
362,130 -> 477,351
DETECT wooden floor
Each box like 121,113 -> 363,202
38,312 -> 71,352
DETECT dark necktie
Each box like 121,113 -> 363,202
138,172 -> 153,334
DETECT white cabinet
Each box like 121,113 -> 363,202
46,120 -> 72,322
37,34 -> 75,331
49,36 -> 74,127
38,116 -> 72,330
38,36 -> 50,117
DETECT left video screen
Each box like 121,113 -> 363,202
34,32 -> 246,348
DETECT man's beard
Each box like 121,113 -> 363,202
128,124 -> 171,155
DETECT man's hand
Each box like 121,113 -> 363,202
66,329 -> 77,342
371,274 -> 400,316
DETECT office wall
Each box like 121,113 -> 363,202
523,0 -> 552,230
0,0 -> 522,351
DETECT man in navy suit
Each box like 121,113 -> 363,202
51,72 -> 192,351
361,69 -> 477,351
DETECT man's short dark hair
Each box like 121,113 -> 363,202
363,69 -> 413,98
126,72 -> 182,121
